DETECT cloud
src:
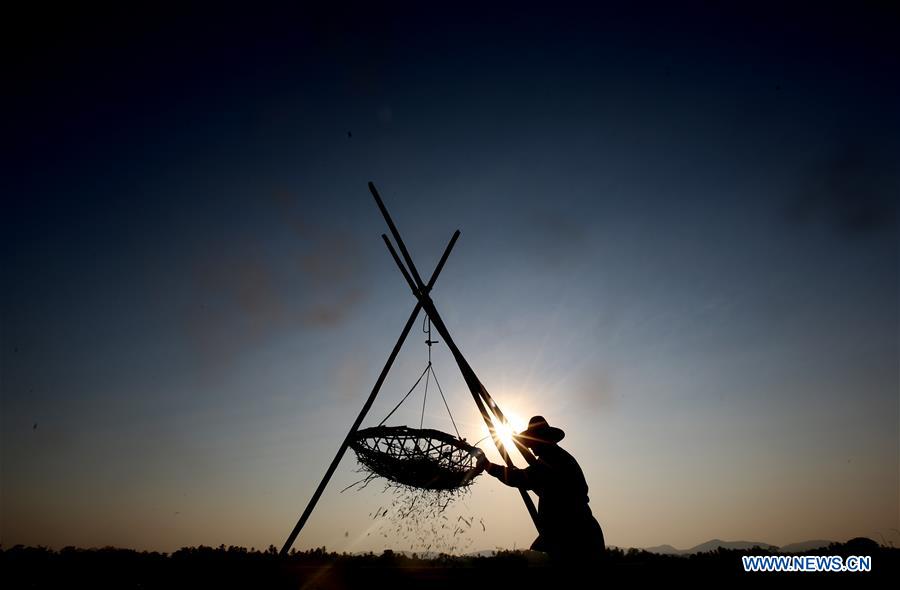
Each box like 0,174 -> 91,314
182,192 -> 371,367
785,140 -> 898,239
302,287 -> 368,328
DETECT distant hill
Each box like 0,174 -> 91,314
779,540 -> 833,553
642,538 -> 801,555
641,544 -> 681,555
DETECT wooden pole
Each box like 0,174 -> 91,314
379,235 -> 541,528
369,183 -> 541,531
279,231 -> 460,556
370,183 -> 536,462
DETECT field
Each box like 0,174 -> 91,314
3,539 -> 896,589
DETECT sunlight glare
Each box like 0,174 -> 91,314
481,411 -> 528,455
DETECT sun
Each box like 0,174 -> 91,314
482,411 -> 528,454
494,420 -> 517,450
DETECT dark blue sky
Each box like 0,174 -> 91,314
2,3 -> 898,551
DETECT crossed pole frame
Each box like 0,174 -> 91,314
280,183 -> 540,555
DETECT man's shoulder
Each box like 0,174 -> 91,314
549,446 -> 587,474
547,445 -> 579,464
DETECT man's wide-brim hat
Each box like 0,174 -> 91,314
513,416 -> 565,446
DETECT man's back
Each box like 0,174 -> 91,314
486,444 -> 605,557
531,446 -> 603,554
482,416 -> 605,559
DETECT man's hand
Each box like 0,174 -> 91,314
485,460 -> 504,478
473,448 -> 505,478
473,447 -> 488,469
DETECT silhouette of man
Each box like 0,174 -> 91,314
479,416 -> 605,561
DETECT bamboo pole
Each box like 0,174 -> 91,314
279,231 -> 460,555
370,182 -> 541,531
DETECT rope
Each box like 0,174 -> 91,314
378,363 -> 430,426
378,313 -> 461,439
420,364 -> 430,429
423,315 -> 438,363
429,365 -> 461,440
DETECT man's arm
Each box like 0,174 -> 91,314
484,460 -> 535,490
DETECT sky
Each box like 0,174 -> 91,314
2,3 -> 898,553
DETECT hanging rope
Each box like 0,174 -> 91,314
429,366 -> 461,440
423,315 -> 438,363
420,366 -> 430,429
376,313 -> 461,439
378,363 -> 430,427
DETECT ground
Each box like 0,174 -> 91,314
2,540 -> 896,588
